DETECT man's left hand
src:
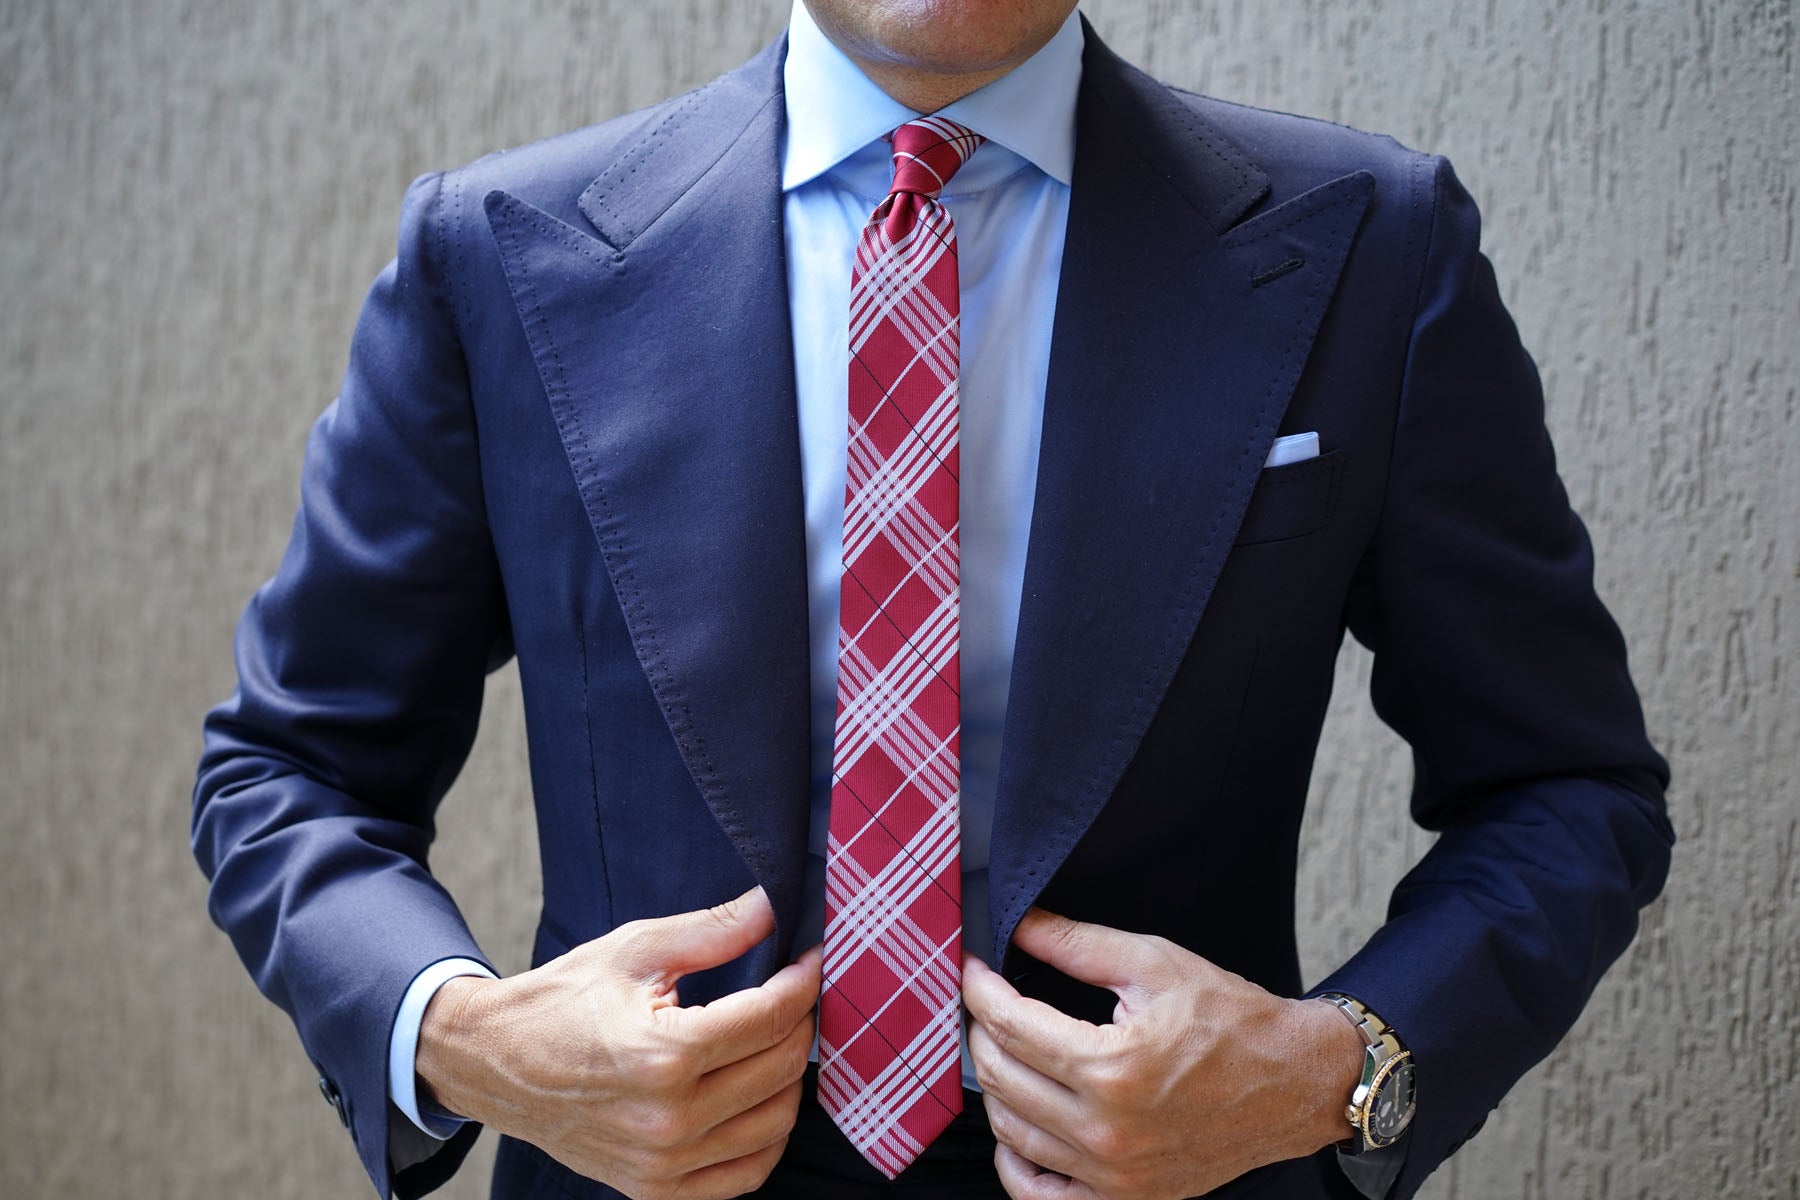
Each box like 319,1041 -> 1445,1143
963,909 -> 1363,1200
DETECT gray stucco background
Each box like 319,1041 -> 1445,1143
1,0 -> 1794,1196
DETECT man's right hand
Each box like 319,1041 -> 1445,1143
415,887 -> 821,1200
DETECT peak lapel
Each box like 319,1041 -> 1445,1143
483,45 -> 813,936
990,37 -> 1375,963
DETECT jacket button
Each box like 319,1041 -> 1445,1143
317,1074 -> 350,1127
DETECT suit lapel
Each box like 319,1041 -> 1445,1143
483,43 -> 814,939
989,34 -> 1375,965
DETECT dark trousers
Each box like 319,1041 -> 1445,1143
487,1070 -> 1004,1199
753,1069 -> 1006,1198
489,1070 -> 1357,1199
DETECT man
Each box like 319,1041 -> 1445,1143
192,1 -> 1673,1198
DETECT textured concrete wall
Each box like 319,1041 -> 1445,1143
1,0 -> 1793,1196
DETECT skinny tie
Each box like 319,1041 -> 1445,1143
818,117 -> 984,1180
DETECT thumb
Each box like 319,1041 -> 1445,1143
1010,907 -> 1188,997
614,887 -> 777,986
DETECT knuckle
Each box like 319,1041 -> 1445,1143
1086,1059 -> 1132,1106
985,1104 -> 1020,1147
1044,914 -> 1089,957
715,1155 -> 781,1200
703,897 -> 743,931
985,1013 -> 1021,1056
637,1041 -> 693,1090
1084,1120 -> 1133,1164
759,997 -> 793,1045
633,1145 -> 681,1184
765,1086 -> 803,1131
782,1031 -> 813,1080
612,1163 -> 655,1200
747,1137 -> 788,1185
636,1057 -> 677,1092
632,1103 -> 687,1152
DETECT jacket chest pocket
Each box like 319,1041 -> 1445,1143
1233,450 -> 1344,546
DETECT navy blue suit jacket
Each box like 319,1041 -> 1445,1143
193,26 -> 1672,1200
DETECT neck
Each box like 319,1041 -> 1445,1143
852,60 -> 1013,113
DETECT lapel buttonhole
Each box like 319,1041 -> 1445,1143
1250,256 -> 1305,288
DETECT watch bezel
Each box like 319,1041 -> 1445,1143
1354,1048 -> 1416,1149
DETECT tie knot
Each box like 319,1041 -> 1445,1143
888,118 -> 984,200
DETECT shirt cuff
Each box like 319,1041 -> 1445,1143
388,957 -> 497,1139
1336,1137 -> 1409,1199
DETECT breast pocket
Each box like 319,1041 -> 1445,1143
1233,449 -> 1344,545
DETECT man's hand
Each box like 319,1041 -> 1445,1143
963,909 -> 1363,1200
415,887 -> 821,1200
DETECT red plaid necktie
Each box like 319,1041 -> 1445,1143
818,117 -> 984,1179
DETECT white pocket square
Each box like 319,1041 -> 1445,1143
1263,431 -> 1320,468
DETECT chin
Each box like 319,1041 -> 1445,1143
806,0 -> 1078,79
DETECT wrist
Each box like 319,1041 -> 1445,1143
1290,997 -> 1365,1153
415,974 -> 500,1125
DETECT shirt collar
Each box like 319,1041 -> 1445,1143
781,0 -> 1083,192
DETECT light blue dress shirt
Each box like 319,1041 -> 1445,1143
387,0 -> 1082,1140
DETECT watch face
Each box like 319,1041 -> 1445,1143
1368,1057 -> 1417,1144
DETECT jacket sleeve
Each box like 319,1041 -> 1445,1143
1311,156 -> 1674,1198
192,171 -> 508,1198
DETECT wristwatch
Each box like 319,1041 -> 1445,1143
1320,992 -> 1417,1152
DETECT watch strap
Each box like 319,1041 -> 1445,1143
1319,992 -> 1414,1153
